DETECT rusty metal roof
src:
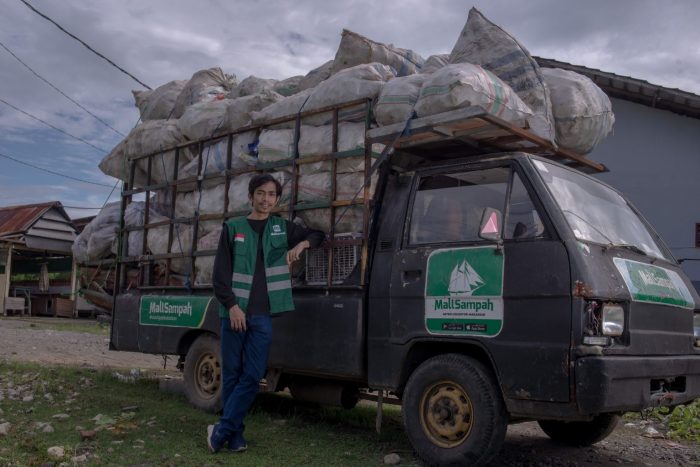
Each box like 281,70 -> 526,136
0,201 -> 69,238
535,57 -> 700,120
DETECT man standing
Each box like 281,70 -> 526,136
208,173 -> 324,453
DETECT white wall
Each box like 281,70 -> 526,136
589,98 -> 700,289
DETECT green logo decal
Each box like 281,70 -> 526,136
139,295 -> 212,327
425,247 -> 504,336
613,258 -> 695,309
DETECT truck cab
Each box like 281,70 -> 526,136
106,105 -> 700,466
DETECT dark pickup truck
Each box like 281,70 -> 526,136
103,102 -> 700,465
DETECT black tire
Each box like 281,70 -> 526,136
538,414 -> 619,446
402,354 -> 507,466
183,334 -> 222,413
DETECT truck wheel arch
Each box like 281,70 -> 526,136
399,341 -> 501,396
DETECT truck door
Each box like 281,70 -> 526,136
388,162 -> 572,402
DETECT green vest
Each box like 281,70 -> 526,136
218,216 -> 294,317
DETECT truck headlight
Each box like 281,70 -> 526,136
602,304 -> 624,337
694,313 -> 700,347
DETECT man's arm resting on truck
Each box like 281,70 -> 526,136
212,224 -> 246,331
285,220 -> 325,264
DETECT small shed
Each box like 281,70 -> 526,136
0,201 -> 78,317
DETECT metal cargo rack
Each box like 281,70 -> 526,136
111,98 -> 377,294
367,106 -> 607,174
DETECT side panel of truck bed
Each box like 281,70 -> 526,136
268,289 -> 366,381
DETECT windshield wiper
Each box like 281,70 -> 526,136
608,243 -> 648,257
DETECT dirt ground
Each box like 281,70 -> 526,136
0,316 -> 697,466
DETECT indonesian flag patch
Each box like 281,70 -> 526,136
234,233 -> 245,243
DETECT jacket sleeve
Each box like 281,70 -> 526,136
286,220 -> 325,249
213,224 -> 238,310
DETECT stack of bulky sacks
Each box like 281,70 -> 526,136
74,8 -> 614,287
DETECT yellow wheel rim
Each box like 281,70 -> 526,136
195,352 -> 220,398
419,380 -> 474,448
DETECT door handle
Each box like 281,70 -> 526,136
401,269 -> 422,283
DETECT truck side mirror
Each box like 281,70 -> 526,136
478,208 -> 503,243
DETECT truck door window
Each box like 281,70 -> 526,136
505,172 -> 545,240
409,168 -> 509,245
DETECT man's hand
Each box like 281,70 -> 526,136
229,305 -> 246,332
287,240 -> 310,265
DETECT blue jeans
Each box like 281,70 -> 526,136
217,314 -> 272,440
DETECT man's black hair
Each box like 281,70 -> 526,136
248,173 -> 282,198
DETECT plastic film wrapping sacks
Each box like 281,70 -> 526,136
449,8 -> 555,143
414,63 -> 533,124
72,202 -> 121,262
172,68 -> 237,118
331,29 -> 424,77
133,80 -> 186,121
541,68 -> 615,154
375,74 -> 428,126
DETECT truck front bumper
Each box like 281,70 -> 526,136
575,354 -> 700,413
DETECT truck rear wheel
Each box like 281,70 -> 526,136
402,354 -> 507,466
183,334 -> 222,413
538,414 -> 619,446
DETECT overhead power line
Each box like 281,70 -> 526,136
18,0 -> 152,90
0,39 -> 126,138
0,97 -> 109,153
0,150 -> 113,188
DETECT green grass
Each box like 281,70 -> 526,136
0,361 -> 416,466
623,400 -> 700,442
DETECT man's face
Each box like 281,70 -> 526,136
249,181 -> 279,216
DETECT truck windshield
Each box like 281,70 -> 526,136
533,159 -> 674,262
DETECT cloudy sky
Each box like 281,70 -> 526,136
1,0 -> 699,219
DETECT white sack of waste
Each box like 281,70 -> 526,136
250,89 -> 313,127
98,139 -> 130,183
178,131 -> 258,182
124,120 -> 194,187
420,54 -> 450,74
229,75 -> 279,98
172,67 -> 237,118
72,202 -> 121,262
194,227 -> 222,285
449,7 -> 555,143
298,172 -> 378,204
541,68 -> 615,154
331,29 -> 424,77
375,74 -> 428,126
178,91 -> 281,141
297,60 -> 334,93
254,64 -> 395,127
303,63 -> 396,125
414,63 -> 533,124
273,75 -> 304,96
133,80 -> 186,121
298,206 -> 366,234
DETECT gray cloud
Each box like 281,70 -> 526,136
0,0 -> 698,215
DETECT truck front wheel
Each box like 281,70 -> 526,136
402,354 -> 507,466
183,334 -> 222,413
537,414 -> 619,446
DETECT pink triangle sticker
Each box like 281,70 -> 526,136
482,212 -> 499,235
